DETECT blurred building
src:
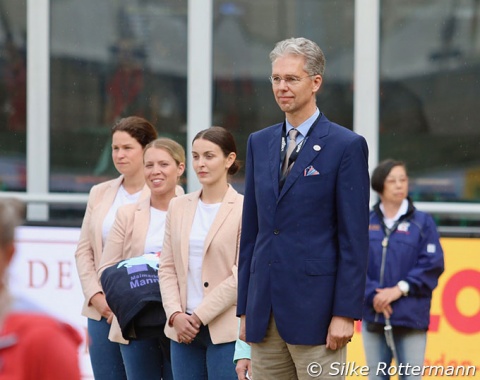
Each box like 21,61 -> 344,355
0,0 -> 479,232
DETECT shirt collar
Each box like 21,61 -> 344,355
380,198 -> 409,228
285,108 -> 320,138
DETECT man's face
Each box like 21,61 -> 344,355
271,55 -> 322,117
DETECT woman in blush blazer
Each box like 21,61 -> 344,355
74,116 -> 158,379
159,126 -> 243,379
97,138 -> 185,380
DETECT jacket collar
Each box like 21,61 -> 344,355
373,197 -> 416,232
276,113 -> 330,201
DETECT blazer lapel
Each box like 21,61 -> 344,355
268,124 -> 283,199
131,199 -> 150,255
138,184 -> 151,202
203,185 -> 237,256
94,176 -> 124,252
278,115 -> 330,201
180,191 -> 200,273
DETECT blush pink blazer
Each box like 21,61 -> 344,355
159,184 -> 243,344
74,176 -> 150,320
97,197 -> 151,343
98,197 -> 152,277
75,177 -> 184,321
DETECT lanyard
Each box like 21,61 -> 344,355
279,113 -> 322,168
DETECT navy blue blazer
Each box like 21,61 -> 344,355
237,113 -> 370,345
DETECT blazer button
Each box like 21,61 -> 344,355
273,229 -> 279,235
204,282 -> 209,288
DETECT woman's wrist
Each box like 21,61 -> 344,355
191,312 -> 203,326
169,311 -> 181,326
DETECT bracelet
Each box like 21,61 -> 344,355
169,312 -> 181,327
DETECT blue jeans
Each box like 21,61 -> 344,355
362,322 -> 426,380
120,337 -> 173,380
170,325 -> 236,379
88,317 -> 127,380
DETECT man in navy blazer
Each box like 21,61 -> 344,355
237,37 -> 370,379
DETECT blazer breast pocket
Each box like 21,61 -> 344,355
303,165 -> 321,177
301,173 -> 325,183
300,165 -> 332,182
297,172 -> 333,196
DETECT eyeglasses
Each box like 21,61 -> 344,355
268,74 -> 317,86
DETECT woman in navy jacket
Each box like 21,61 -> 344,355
362,159 -> 444,379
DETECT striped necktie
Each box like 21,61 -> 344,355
282,128 -> 299,177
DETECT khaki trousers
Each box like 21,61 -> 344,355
251,314 -> 347,380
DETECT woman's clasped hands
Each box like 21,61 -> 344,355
172,312 -> 202,344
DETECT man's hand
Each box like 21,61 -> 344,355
236,358 -> 252,380
326,316 -> 354,350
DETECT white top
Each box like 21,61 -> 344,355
102,185 -> 142,245
144,207 -> 167,257
186,199 -> 221,314
381,198 -> 409,229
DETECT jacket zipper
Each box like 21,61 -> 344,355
374,231 -> 390,323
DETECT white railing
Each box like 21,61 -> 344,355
0,191 -> 89,204
2,191 -> 479,219
414,202 -> 480,215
